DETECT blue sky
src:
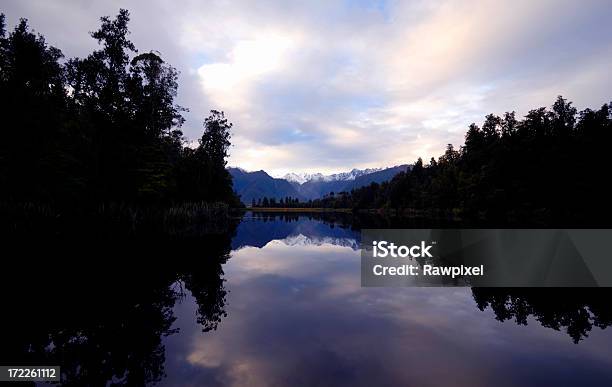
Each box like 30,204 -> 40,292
3,0 -> 612,176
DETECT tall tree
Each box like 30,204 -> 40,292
196,110 -> 235,202
176,110 -> 238,204
1,10 -> 239,207
65,9 -> 139,200
127,51 -> 185,198
0,16 -> 70,201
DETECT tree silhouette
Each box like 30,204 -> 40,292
0,16 -> 70,201
307,96 -> 611,226
0,10 -> 238,207
175,110 -> 239,204
472,288 -> 612,343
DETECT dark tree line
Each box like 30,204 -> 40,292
314,96 -> 612,225
0,10 -> 240,207
472,288 -> 612,343
251,192 -> 354,209
251,196 -> 301,208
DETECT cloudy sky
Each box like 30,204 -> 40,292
3,0 -> 611,176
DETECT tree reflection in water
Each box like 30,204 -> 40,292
0,229 -> 235,385
472,288 -> 612,343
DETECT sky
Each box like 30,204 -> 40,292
3,0 -> 612,176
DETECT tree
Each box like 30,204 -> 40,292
0,10 -> 240,207
481,114 -> 501,140
64,9 -> 185,201
127,51 -> 185,198
65,9 -> 140,200
551,95 -> 577,136
192,110 -> 236,203
500,111 -> 517,137
0,16 -> 70,201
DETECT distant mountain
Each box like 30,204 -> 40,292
283,172 -> 325,185
294,165 -> 410,199
297,178 -> 348,200
228,167 -> 304,204
283,168 -> 381,184
342,165 -> 410,192
229,165 -> 410,204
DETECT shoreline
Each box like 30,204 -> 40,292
245,207 -> 353,213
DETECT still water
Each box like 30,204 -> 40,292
160,213 -> 612,386
3,212 -> 612,386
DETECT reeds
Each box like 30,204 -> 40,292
0,201 -> 236,237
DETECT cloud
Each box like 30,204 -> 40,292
3,0 -> 611,176
161,237 -> 612,386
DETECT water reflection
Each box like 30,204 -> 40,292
472,288 -> 612,343
0,230 -> 235,385
2,213 -> 612,386
161,215 -> 612,386
232,212 -> 361,250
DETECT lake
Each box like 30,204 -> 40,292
2,212 -> 612,386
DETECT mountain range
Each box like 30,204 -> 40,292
228,165 -> 410,204
283,168 -> 381,184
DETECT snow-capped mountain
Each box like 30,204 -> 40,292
283,172 -> 326,184
283,168 -> 382,184
325,168 -> 382,182
230,165 -> 410,203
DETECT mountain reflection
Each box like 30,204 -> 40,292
231,210 -> 455,250
231,212 -> 361,250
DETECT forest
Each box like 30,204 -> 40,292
254,96 -> 612,226
0,10 -> 240,209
